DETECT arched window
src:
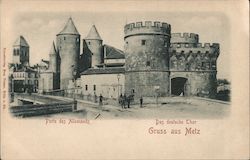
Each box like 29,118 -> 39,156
17,49 -> 19,55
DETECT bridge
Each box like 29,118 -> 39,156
10,93 -> 76,117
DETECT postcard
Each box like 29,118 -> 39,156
0,0 -> 249,159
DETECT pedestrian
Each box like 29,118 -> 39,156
119,94 -> 123,105
124,94 -> 127,109
140,96 -> 143,108
99,94 -> 103,106
127,95 -> 131,108
94,93 -> 97,103
121,95 -> 125,109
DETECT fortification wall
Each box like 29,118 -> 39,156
124,21 -> 171,39
171,33 -> 199,44
169,43 -> 220,71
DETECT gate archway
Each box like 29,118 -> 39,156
171,77 -> 188,96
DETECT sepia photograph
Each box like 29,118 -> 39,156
8,11 -> 230,119
0,0 -> 249,159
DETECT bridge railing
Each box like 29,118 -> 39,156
10,102 -> 74,117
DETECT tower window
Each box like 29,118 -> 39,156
64,37 -> 66,40
164,41 -> 168,47
17,50 -> 19,55
85,85 -> 88,91
146,61 -> 150,66
141,40 -> 146,45
88,42 -> 91,45
76,38 -> 79,42
93,85 -> 96,91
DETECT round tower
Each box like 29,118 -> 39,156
56,17 -> 80,89
84,25 -> 103,68
124,21 -> 171,97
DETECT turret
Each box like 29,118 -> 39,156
13,35 -> 30,66
124,21 -> 171,97
49,41 -> 58,73
56,17 -> 80,89
84,25 -> 103,68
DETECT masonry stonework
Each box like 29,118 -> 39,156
56,18 -> 80,89
124,21 -> 171,97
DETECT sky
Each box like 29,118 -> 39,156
11,11 -> 230,80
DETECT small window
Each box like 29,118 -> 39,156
126,41 -> 128,45
93,85 -> 96,91
76,38 -> 79,42
64,37 -> 66,40
146,61 -> 150,66
132,89 -> 135,93
141,40 -> 146,45
185,44 -> 189,47
88,42 -> 91,45
164,41 -> 168,47
17,50 -> 19,55
85,85 -> 88,91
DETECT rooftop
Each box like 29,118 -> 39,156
49,41 -> 57,55
85,25 -> 102,40
81,67 -> 125,75
57,17 -> 79,35
13,35 -> 29,47
104,45 -> 124,59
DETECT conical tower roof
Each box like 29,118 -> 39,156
13,35 -> 29,47
49,41 -> 57,55
85,25 -> 102,40
57,17 -> 79,35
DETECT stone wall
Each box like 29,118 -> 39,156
124,21 -> 171,97
170,71 -> 217,98
56,34 -> 80,89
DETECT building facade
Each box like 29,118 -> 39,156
35,18 -> 220,99
9,36 -> 38,93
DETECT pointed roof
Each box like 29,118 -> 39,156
13,35 -> 29,47
57,17 -> 79,35
104,45 -> 124,59
49,41 -> 57,55
85,25 -> 102,40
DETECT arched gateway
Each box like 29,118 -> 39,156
171,77 -> 188,96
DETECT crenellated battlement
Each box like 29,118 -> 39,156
171,33 -> 199,44
124,21 -> 171,39
169,43 -> 219,55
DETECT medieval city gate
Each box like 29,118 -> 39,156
170,77 -> 188,96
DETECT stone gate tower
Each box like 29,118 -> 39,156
169,33 -> 220,98
124,21 -> 171,97
56,17 -> 80,89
